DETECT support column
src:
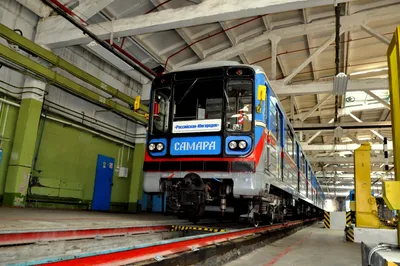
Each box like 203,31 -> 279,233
354,143 -> 380,228
3,77 -> 44,207
128,125 -> 146,212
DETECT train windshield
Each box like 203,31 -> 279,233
151,78 -> 253,134
225,80 -> 253,132
173,79 -> 224,123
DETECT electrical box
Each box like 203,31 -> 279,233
118,167 -> 129,178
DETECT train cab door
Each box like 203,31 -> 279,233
266,86 -> 282,180
276,106 -> 284,181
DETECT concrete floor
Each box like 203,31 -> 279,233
0,207 -> 186,232
224,222 -> 361,266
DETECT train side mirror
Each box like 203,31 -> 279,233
258,85 -> 266,101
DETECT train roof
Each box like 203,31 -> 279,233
172,61 -> 265,75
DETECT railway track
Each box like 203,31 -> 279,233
0,218 -> 317,266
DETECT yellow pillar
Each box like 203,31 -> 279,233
383,26 -> 400,246
354,143 -> 380,228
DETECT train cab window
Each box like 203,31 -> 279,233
173,79 -> 224,123
225,80 -> 253,132
151,87 -> 171,134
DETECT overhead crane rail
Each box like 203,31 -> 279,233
0,23 -> 149,124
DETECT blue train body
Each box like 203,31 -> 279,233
143,61 -> 325,224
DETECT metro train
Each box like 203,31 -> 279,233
143,61 -> 325,225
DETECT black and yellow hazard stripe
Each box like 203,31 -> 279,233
346,211 -> 352,226
345,226 -> 354,242
170,225 -> 226,232
324,211 -> 330,229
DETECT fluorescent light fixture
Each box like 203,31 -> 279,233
333,72 -> 348,96
350,67 -> 388,76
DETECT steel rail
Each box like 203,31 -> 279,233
0,225 -> 171,246
33,219 -> 316,266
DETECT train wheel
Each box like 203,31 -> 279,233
187,203 -> 205,224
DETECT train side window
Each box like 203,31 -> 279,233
284,124 -> 294,157
276,108 -> 281,144
269,98 -> 278,137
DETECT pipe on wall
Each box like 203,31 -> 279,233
43,115 -> 135,148
0,96 -> 135,148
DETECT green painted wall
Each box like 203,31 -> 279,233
0,101 -> 20,201
0,100 -> 139,210
32,116 -> 134,206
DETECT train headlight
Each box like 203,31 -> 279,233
148,143 -> 156,151
228,141 -> 237,150
156,143 -> 164,151
238,141 -> 247,149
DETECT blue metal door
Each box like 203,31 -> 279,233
92,155 -> 114,211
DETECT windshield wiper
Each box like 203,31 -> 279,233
177,78 -> 198,105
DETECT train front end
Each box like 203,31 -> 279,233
143,64 -> 264,222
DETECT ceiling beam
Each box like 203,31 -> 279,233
37,0 -> 115,30
293,103 -> 386,120
284,32 -> 339,84
302,9 -> 317,81
16,0 -> 53,17
149,0 -> 205,61
35,0 -> 381,48
345,133 -> 361,144
361,24 -> 391,45
314,166 -> 386,172
270,36 -> 280,80
299,94 -> 333,122
365,91 -> 391,108
306,118 -> 334,144
272,78 -> 388,96
293,121 -> 392,131
308,156 -> 393,164
348,112 -> 385,140
200,5 -> 399,63
301,143 -> 391,151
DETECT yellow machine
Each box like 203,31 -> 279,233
383,26 -> 400,246
354,143 -> 381,228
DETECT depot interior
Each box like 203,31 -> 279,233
0,0 -> 400,265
